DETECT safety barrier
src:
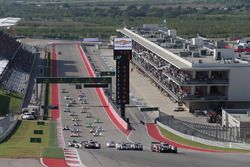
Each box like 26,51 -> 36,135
157,120 -> 250,150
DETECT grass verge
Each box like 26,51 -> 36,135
159,126 -> 250,153
41,120 -> 64,159
0,120 -> 64,158
0,120 -> 49,158
41,147 -> 64,159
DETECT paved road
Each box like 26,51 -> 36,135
55,43 -> 250,167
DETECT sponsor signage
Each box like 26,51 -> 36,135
114,38 -> 132,50
34,130 -> 43,134
84,83 -> 109,88
82,38 -> 99,42
37,121 -> 45,125
140,107 -> 159,112
30,137 -> 41,143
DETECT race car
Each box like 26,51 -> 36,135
92,131 -> 102,137
68,140 -> 81,148
94,118 -> 102,123
83,140 -> 101,149
85,122 -> 94,128
96,126 -> 104,132
70,132 -> 80,137
68,112 -> 77,116
81,108 -> 87,113
132,142 -> 143,151
116,142 -> 143,151
64,96 -> 71,100
81,106 -> 89,110
70,99 -> 76,104
63,125 -> 70,130
151,142 -> 177,153
61,88 -> 66,93
66,103 -> 72,107
71,128 -> 79,133
72,117 -> 80,122
106,141 -> 116,148
116,142 -> 127,150
78,94 -> 86,101
89,127 -> 96,133
85,113 -> 92,118
73,122 -> 80,126
63,108 -> 70,112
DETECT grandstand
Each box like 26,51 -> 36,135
0,31 -> 34,95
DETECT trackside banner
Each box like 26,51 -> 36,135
114,38 -> 132,50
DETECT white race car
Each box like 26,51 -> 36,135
106,141 -> 116,148
71,128 -> 79,133
72,117 -> 80,121
63,125 -> 70,130
73,122 -> 80,126
92,131 -> 102,137
68,140 -> 81,148
70,132 -> 80,137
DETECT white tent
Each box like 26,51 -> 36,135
0,17 -> 21,27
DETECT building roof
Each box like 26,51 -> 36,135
117,28 -> 192,69
0,17 -> 21,27
223,109 -> 250,122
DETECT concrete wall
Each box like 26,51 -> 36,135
228,67 -> 250,101
0,115 -> 13,134
157,120 -> 250,150
191,38 -> 203,47
0,120 -> 18,143
168,29 -> 177,37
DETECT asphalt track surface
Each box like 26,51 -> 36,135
55,43 -> 250,167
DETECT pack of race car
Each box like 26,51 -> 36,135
151,142 -> 177,153
116,142 -> 143,151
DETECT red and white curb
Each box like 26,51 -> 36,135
64,148 -> 86,167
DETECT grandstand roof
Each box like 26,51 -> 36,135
117,28 -> 192,69
0,59 -> 9,75
0,17 -> 21,27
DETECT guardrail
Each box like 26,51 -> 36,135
157,120 -> 250,150
159,112 -> 250,144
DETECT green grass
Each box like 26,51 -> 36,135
159,126 -> 250,153
0,89 -> 23,116
41,147 -> 64,159
40,121 -> 65,159
0,120 -> 63,158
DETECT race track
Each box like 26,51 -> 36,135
55,43 -> 250,167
